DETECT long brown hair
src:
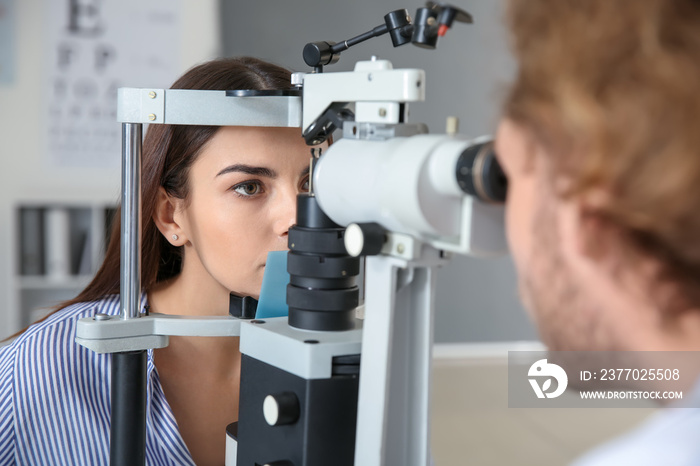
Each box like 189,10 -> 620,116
59,57 -> 294,313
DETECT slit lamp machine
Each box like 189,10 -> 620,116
75,3 -> 508,465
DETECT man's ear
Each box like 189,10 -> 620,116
570,190 -> 619,264
153,187 -> 187,246
575,207 -> 609,259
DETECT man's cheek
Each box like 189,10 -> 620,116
504,193 -> 529,268
517,276 -> 537,320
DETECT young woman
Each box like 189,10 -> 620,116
0,57 -> 316,466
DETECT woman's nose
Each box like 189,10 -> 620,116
273,186 -> 298,238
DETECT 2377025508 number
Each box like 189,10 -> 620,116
599,368 -> 680,381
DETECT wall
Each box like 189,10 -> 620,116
0,0 -> 221,338
221,0 -> 537,342
0,0 -> 538,343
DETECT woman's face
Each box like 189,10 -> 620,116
174,126 -> 315,299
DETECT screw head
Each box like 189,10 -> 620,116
397,244 -> 405,254
379,108 -> 387,117
148,113 -> 156,121
148,91 -> 157,99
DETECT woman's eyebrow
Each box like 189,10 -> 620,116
216,164 -> 277,178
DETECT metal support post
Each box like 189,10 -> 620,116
110,122 -> 147,466
354,251 -> 440,466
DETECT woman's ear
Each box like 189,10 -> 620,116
153,187 -> 187,246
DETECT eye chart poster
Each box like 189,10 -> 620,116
46,0 -> 181,168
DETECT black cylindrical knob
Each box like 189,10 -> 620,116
437,7 -> 457,29
263,392 -> 300,426
296,193 -> 337,228
303,41 -> 340,68
384,8 -> 411,30
411,8 -> 439,49
384,9 -> 412,47
344,223 -> 386,257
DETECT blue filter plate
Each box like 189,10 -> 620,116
255,250 -> 290,318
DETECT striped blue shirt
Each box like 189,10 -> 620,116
0,295 -> 196,465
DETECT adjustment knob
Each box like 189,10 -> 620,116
263,392 -> 300,426
344,223 -> 386,257
302,41 -> 339,68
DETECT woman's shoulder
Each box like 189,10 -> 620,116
0,295 -> 127,464
0,295 -> 127,411
1,294 -> 122,358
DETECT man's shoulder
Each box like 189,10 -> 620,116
572,404 -> 700,466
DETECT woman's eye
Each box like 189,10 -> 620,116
233,181 -> 263,197
300,176 -> 310,192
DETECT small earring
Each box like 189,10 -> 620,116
172,234 -> 179,241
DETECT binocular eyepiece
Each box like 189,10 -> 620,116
456,141 -> 507,204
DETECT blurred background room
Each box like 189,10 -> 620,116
0,1 -> 654,464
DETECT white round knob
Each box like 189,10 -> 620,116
263,395 -> 279,426
344,223 -> 386,257
262,392 -> 299,426
344,223 -> 365,257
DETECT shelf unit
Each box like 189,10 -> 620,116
11,203 -> 117,329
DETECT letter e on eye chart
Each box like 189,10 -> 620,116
44,0 -> 182,168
